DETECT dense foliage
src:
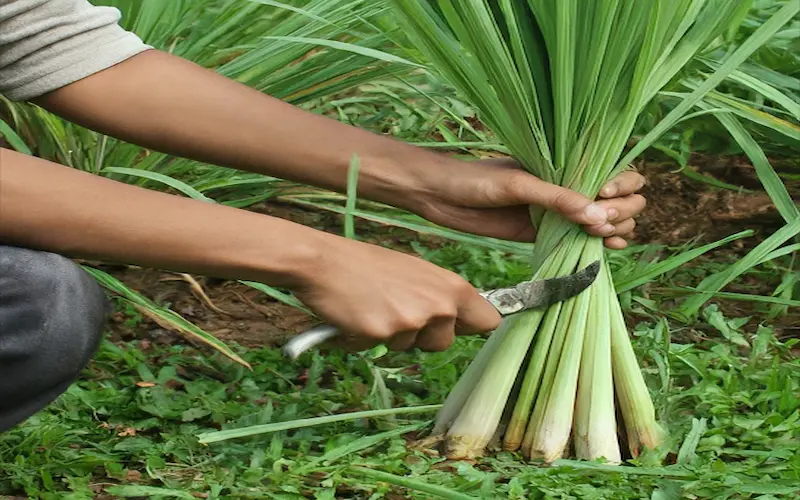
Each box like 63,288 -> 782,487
0,0 -> 797,498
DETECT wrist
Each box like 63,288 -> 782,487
237,221 -> 332,290
358,144 -> 450,214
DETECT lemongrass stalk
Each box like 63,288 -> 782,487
443,241 -> 576,458
502,243 -> 583,450
387,0 -> 791,466
520,283 -> 578,458
519,236 -> 589,457
610,294 -> 664,456
501,301 -> 562,451
573,244 -> 620,463
432,317 -> 514,435
528,278 -> 592,462
444,309 -> 545,459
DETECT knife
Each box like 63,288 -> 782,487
281,260 -> 600,360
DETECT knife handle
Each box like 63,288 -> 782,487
282,323 -> 340,360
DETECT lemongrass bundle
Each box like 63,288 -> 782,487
392,0 -> 799,462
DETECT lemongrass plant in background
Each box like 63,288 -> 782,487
391,0 -> 799,463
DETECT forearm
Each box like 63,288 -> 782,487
33,50 -> 445,210
0,147 -> 328,287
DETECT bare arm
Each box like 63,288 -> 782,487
3,38 -> 644,353
0,147 -> 323,287
0,147 -> 500,351
32,49 -> 645,247
33,50 -> 438,212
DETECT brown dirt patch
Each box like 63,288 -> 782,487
103,265 -> 310,348
632,154 -> 799,339
634,155 -> 791,247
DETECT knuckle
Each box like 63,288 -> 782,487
389,336 -> 416,351
615,218 -> 636,234
551,188 -> 584,214
362,320 -> 393,340
501,171 -> 534,200
504,170 -> 529,190
550,188 -> 571,209
446,274 -> 472,295
480,314 -> 503,332
396,315 -> 427,333
437,305 -> 459,319
416,330 -> 455,352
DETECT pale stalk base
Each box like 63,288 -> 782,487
574,259 -> 621,464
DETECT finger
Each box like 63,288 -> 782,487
332,332 -> 379,352
603,236 -> 629,249
386,330 -> 419,352
586,215 -> 636,239
505,174 -> 609,226
583,221 -> 617,238
414,317 -> 456,352
455,291 -> 502,335
599,171 -> 646,198
612,217 -> 636,235
597,194 -> 646,222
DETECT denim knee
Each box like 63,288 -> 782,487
0,245 -> 109,430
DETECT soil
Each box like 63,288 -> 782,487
98,154 -> 799,350
635,155 -> 794,247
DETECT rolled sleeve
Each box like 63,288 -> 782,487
0,0 -> 152,101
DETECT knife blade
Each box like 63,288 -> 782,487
282,260 -> 600,360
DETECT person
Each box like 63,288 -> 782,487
0,0 -> 646,433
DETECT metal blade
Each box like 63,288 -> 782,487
479,260 -> 600,316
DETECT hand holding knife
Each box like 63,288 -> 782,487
282,260 -> 600,360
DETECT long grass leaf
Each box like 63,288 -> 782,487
616,0 -> 800,172
614,230 -> 754,293
263,35 -> 422,67
347,467 -> 478,500
0,118 -> 32,155
705,110 -> 799,223
197,405 -> 441,443
102,166 -> 215,202
677,218 -> 800,318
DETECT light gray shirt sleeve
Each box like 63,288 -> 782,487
0,0 -> 152,101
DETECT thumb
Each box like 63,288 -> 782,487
507,174 -> 609,226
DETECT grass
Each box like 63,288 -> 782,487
1,0 -> 799,498
0,241 -> 797,499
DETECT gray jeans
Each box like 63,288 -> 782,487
0,245 -> 108,432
